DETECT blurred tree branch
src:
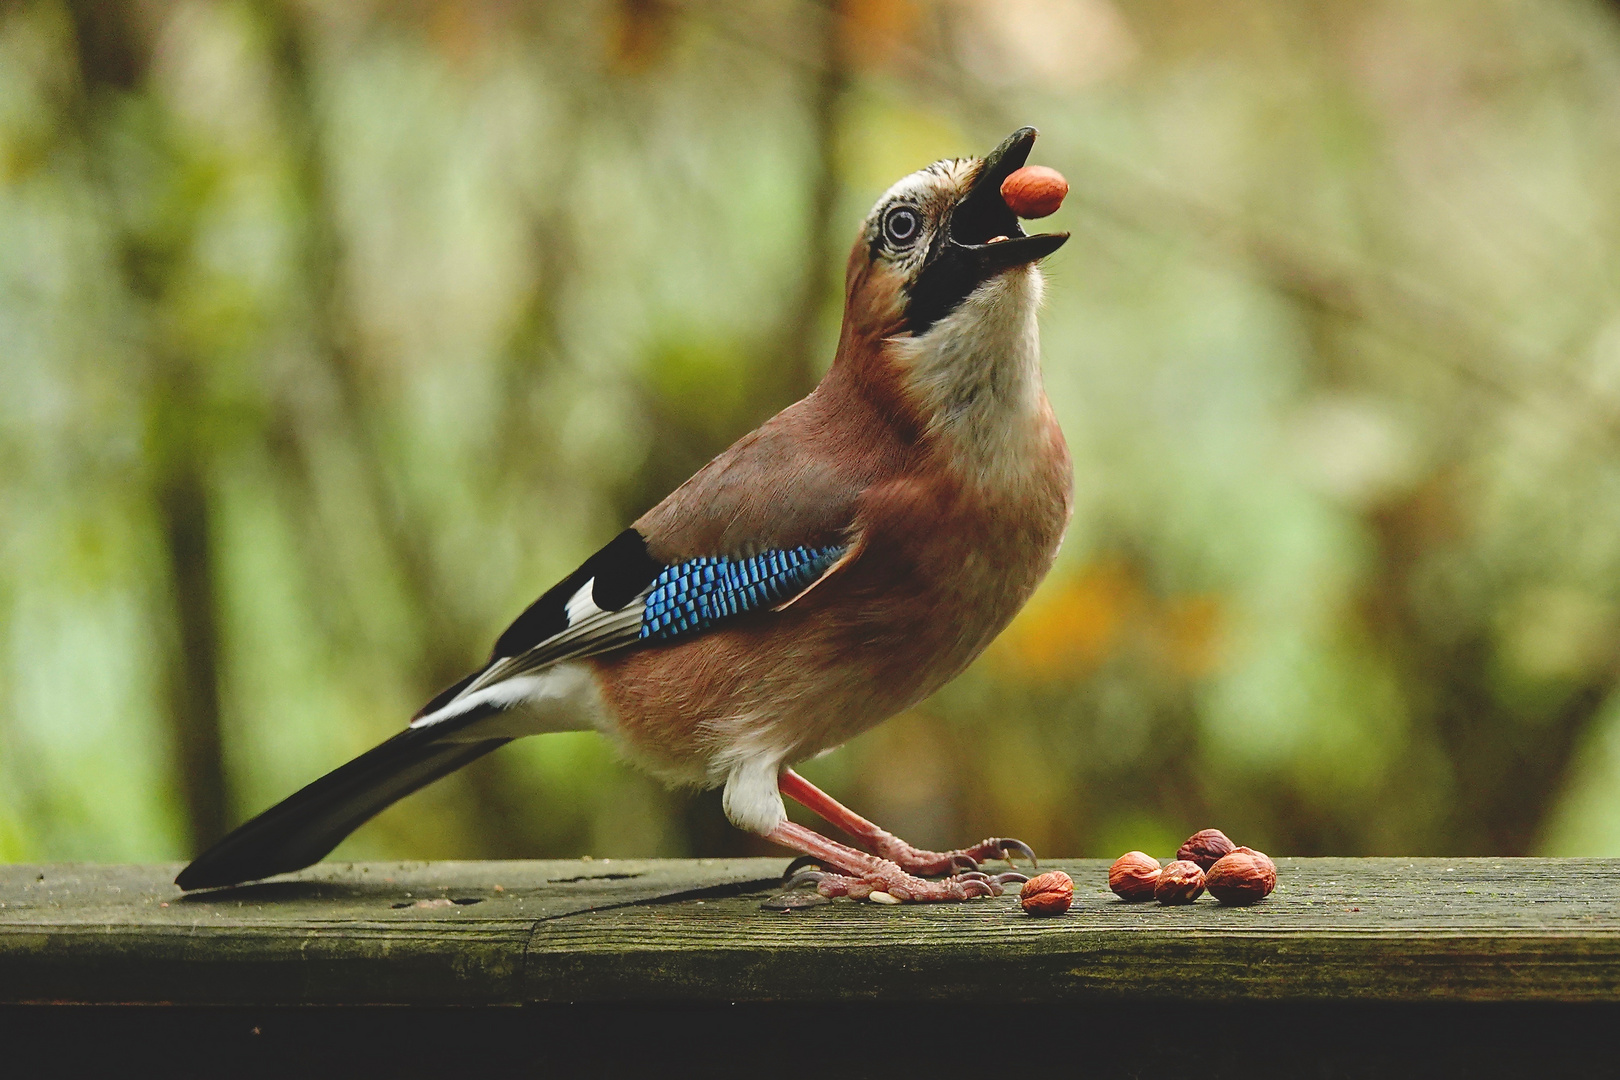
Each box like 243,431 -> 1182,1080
1361,478 -> 1617,854
771,0 -> 848,407
62,0 -> 232,852
251,0 -> 542,856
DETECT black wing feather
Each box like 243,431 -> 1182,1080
491,528 -> 661,661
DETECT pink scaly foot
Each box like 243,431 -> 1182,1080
766,821 -> 1024,904
778,768 -> 1038,877
794,865 -> 1011,902
866,834 -> 1037,877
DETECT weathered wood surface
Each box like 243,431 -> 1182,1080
2,858 -> 1618,1005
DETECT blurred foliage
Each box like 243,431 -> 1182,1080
6,0 -> 1620,865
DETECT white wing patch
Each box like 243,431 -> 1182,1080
411,593 -> 649,730
564,578 -> 605,623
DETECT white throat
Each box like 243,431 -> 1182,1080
892,266 -> 1048,489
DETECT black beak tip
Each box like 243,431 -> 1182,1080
989,127 -> 1039,171
972,127 -> 1036,184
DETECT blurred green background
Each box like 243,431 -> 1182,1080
7,0 -> 1620,867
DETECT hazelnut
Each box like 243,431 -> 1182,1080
1205,850 -> 1275,906
1020,870 -> 1074,916
1108,851 -> 1162,902
1154,860 -> 1206,905
1176,828 -> 1235,871
1234,846 -> 1276,878
1000,165 -> 1068,219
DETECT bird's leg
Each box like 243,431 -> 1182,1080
765,820 -> 1017,902
777,768 -> 1037,877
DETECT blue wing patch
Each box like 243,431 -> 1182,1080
414,541 -> 847,726
640,546 -> 844,642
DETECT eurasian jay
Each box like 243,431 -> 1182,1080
178,127 -> 1073,902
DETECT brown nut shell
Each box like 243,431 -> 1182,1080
1020,870 -> 1074,916
1000,165 -> 1068,219
1176,828 -> 1235,871
1154,860 -> 1206,905
1234,846 -> 1276,876
1205,851 -> 1275,906
1108,851 -> 1162,902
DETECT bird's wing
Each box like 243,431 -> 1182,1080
411,531 -> 848,725
413,529 -> 853,726
414,394 -> 885,727
631,392 -> 889,560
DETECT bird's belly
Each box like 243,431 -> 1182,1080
589,473 -> 1069,788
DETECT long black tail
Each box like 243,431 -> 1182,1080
176,718 -> 509,891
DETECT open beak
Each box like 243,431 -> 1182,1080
948,127 -> 1069,270
905,127 -> 1069,335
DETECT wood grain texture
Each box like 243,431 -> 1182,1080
0,859 -> 776,1005
3,858 -> 1618,1004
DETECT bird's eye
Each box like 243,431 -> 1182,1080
883,207 -> 920,247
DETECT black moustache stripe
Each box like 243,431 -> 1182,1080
905,245 -> 982,336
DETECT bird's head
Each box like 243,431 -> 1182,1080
834,127 -> 1068,427
843,127 -> 1068,339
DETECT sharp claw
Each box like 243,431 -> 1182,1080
991,871 -> 1030,886
786,869 -> 827,889
783,855 -> 825,881
1000,839 -> 1038,868
958,879 -> 994,899
956,870 -> 993,884
951,854 -> 981,872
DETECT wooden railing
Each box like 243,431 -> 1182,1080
4,857 -> 1618,1005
